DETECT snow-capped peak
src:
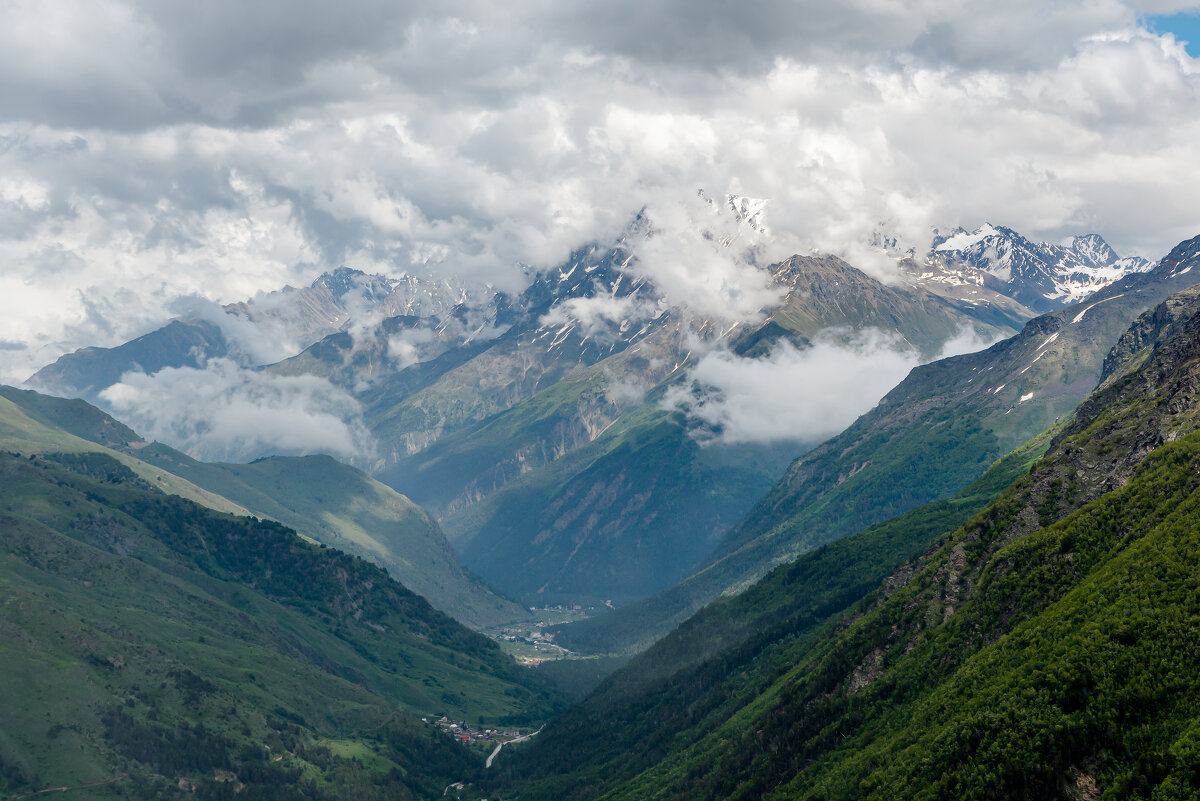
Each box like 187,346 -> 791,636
934,223 -> 1001,253
921,224 -> 1157,313
727,195 -> 769,236
695,189 -> 771,246
1065,233 -> 1119,267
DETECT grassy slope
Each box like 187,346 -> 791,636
0,392 -> 247,517
0,385 -> 525,629
136,447 -> 525,629
0,452 -> 560,800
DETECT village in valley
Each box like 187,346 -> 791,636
485,604 -> 611,666
428,717 -> 522,744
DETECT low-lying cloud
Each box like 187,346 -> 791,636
630,195 -> 786,322
99,358 -> 375,463
605,377 -> 649,408
387,325 -> 437,369
663,330 -> 921,445
169,295 -> 303,366
936,324 -> 1008,360
540,293 -> 661,342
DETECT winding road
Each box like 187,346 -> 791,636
486,726 -> 544,769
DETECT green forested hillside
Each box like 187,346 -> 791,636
599,424 -> 1200,801
0,452 -> 559,800
492,430 -> 1053,799
0,385 -> 525,629
485,277 -> 1200,800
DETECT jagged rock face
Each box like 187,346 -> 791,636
1099,286 -> 1200,385
1097,236 -> 1200,384
225,266 -> 485,353
929,224 -> 1153,313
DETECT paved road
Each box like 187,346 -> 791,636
486,726 -> 544,769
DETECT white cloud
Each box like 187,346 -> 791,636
936,324 -> 1008,360
663,331 -> 921,445
387,326 -> 437,369
98,358 -> 375,463
168,295 -> 302,366
540,294 -> 660,342
606,377 -> 648,407
629,195 -> 785,321
3,2 -> 1200,385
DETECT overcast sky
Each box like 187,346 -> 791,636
3,0 -> 1200,382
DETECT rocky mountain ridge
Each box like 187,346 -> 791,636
23,223 -> 1164,612
924,223 -> 1153,312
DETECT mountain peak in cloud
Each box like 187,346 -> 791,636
2,1 -> 1199,389
312,266 -> 397,300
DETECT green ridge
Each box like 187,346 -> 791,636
0,452 -> 559,800
0,392 -> 248,517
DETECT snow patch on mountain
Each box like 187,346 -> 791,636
926,224 -> 1154,312
935,223 -> 1001,253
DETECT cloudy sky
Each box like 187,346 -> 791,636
3,0 -> 1200,384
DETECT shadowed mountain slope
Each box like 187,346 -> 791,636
489,250 -> 1200,801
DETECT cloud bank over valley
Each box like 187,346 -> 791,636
3,1 -> 1200,384
5,1 -> 1200,460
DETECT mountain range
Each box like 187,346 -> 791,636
555,234 -> 1200,655
24,221 -> 1152,611
477,238 -> 1200,799
6,219 -> 1200,800
918,223 -> 1154,313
